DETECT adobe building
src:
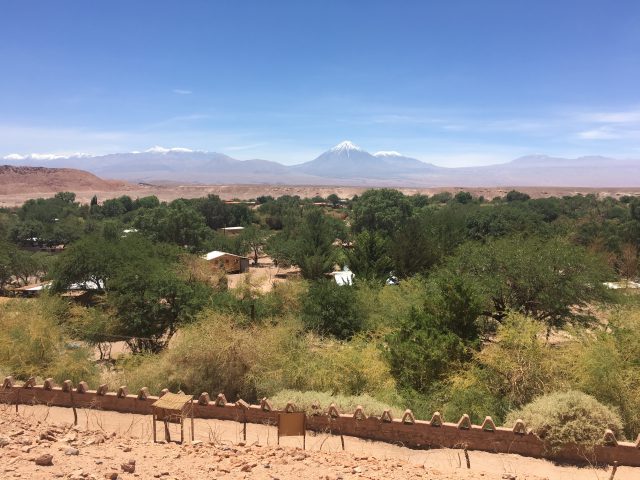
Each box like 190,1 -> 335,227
203,250 -> 250,273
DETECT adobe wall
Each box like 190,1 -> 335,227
2,377 -> 639,467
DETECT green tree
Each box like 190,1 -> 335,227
443,237 -> 612,333
454,191 -> 473,204
352,189 -> 413,237
134,201 -> 209,248
346,230 -> 392,281
51,235 -> 119,291
302,280 -> 364,339
327,193 -> 341,207
108,258 -> 209,353
385,309 -> 469,394
505,190 -> 531,202
265,208 -> 342,279
239,225 -> 267,265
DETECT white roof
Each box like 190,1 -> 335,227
203,250 -> 248,261
222,226 -> 244,231
203,251 -> 226,260
17,281 -> 52,292
331,267 -> 354,286
604,281 -> 640,289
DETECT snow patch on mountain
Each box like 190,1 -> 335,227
330,141 -> 362,153
373,151 -> 402,157
3,152 -> 90,161
144,146 -> 195,154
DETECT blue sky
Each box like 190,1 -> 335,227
1,0 -> 640,166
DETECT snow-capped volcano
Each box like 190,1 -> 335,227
330,140 -> 363,154
293,141 -> 438,179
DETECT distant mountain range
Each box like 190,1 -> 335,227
3,141 -> 640,187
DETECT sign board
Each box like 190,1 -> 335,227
278,412 -> 306,449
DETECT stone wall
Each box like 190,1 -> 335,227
2,376 -> 639,467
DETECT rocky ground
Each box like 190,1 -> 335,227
1,406 -> 636,480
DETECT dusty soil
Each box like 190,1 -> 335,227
0,166 -> 132,200
2,179 -> 640,207
1,404 -> 635,480
226,256 -> 300,293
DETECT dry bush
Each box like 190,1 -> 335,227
570,304 -> 640,438
505,391 -> 623,454
441,313 -> 570,424
0,297 -> 98,384
109,308 -> 399,405
270,389 -> 400,417
110,311 -> 304,400
263,333 -> 398,403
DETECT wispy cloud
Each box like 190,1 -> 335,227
579,108 -> 640,124
173,89 -> 192,95
577,127 -> 621,140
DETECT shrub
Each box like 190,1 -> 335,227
108,310 -> 398,405
110,310 -> 301,401
270,390 -> 399,417
302,280 -> 365,339
505,391 -> 623,453
260,333 -> 399,403
0,297 -> 98,384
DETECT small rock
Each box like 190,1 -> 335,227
65,447 -> 80,456
502,475 -> 517,480
121,459 -> 135,473
39,431 -> 56,442
352,466 -> 363,474
34,454 -> 53,466
69,469 -> 85,480
0,436 -> 11,447
104,474 -> 119,480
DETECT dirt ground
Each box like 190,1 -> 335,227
1,404 -> 636,480
2,183 -> 640,207
226,256 -> 299,293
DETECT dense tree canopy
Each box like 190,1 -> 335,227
442,236 -> 612,330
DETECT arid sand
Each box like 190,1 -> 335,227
1,404 -> 636,480
2,183 -> 640,208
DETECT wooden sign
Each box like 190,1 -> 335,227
278,412 -> 306,449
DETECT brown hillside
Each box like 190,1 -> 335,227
0,165 -> 132,196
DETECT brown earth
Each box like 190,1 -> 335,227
0,165 -> 133,199
1,404 -> 636,480
1,166 -> 640,208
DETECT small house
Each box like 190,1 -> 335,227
203,250 -> 250,273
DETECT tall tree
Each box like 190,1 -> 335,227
346,230 -> 392,281
352,188 -> 413,237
